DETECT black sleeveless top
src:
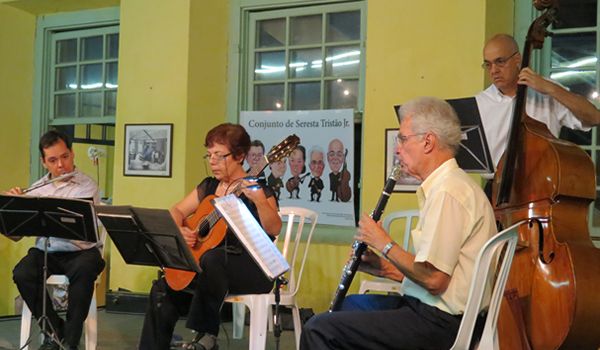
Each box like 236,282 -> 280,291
195,177 -> 277,250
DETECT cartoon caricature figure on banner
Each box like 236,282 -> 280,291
240,109 -> 355,227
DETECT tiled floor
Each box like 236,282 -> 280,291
0,309 -> 297,350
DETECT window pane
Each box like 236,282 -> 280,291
551,70 -> 597,101
560,128 -> 592,145
106,62 -> 118,88
105,90 -> 117,116
257,18 -> 285,48
290,15 -> 322,45
81,36 -> 103,61
554,0 -> 597,29
55,94 -> 76,117
289,48 -> 322,78
107,33 -> 119,59
56,39 -> 77,64
254,83 -> 284,110
80,91 -> 102,117
289,82 -> 320,110
551,33 -> 596,68
325,79 -> 358,109
255,51 -> 286,81
327,11 -> 360,42
55,66 -> 77,91
81,64 -> 103,89
326,79 -> 358,109
325,45 -> 361,77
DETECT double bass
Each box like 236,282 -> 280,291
493,1 -> 600,348
337,149 -> 352,202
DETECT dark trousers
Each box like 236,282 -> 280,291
13,247 -> 105,347
300,294 -> 462,350
139,246 -> 273,350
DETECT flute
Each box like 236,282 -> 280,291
22,171 -> 76,194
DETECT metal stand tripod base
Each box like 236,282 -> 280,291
35,238 -> 67,350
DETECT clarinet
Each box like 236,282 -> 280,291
329,165 -> 403,312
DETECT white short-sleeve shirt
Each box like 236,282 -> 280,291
401,159 -> 496,315
476,84 -> 590,167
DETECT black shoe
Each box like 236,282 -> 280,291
38,338 -> 59,350
182,334 -> 218,350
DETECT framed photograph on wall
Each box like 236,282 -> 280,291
124,123 -> 173,177
385,128 -> 421,192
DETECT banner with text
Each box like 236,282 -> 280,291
240,109 -> 355,227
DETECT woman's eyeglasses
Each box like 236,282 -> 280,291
203,152 -> 231,162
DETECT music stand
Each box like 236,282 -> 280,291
394,97 -> 494,175
211,195 -> 289,280
95,205 -> 201,273
0,194 -> 98,349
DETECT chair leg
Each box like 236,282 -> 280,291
291,306 -> 302,350
248,297 -> 269,350
20,302 -> 32,350
232,303 -> 246,340
85,289 -> 98,350
267,307 -> 273,333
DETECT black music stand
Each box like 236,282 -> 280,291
394,97 -> 494,175
0,194 -> 98,349
95,205 -> 201,273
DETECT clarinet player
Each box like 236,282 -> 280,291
301,97 -> 496,350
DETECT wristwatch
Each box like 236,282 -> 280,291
381,241 -> 397,258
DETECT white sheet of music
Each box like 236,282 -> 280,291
212,195 -> 289,280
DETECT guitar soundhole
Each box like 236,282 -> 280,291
198,221 -> 211,239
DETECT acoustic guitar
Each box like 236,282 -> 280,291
164,134 -> 300,291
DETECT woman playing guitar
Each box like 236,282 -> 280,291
139,123 -> 282,350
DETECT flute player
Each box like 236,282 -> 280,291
5,129 -> 105,350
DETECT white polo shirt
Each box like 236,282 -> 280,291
476,84 -> 590,167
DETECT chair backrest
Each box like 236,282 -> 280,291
450,220 -> 525,350
382,209 -> 420,252
277,207 -> 318,296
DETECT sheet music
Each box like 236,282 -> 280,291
212,195 -> 289,280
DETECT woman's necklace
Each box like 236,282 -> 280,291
218,181 -> 231,196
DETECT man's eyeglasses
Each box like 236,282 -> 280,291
481,51 -> 518,70
395,133 -> 425,146
203,152 -> 231,162
327,151 -> 344,158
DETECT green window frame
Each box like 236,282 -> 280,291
231,0 -> 366,115
50,26 -> 119,125
31,7 -> 119,179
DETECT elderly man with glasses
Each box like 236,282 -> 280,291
476,33 -> 600,167
301,97 -> 496,350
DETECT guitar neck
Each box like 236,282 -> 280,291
248,156 -> 269,177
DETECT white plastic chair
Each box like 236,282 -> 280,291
358,209 -> 419,295
20,228 -> 106,350
225,206 -> 318,350
450,220 -> 524,350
